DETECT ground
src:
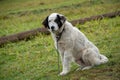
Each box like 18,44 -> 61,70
0,0 -> 120,80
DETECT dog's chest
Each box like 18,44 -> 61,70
56,38 -> 73,51
57,41 -> 66,50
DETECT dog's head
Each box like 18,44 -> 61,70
42,13 -> 66,33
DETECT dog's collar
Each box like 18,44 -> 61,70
56,27 -> 65,42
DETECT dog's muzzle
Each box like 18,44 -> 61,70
51,26 -> 55,31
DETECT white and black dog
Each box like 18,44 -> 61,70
42,13 -> 108,76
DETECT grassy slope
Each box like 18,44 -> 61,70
0,0 -> 120,80
0,0 -> 120,36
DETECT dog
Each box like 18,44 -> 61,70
42,13 -> 108,76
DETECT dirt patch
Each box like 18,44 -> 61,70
0,11 -> 120,46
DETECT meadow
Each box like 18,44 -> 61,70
0,0 -> 120,80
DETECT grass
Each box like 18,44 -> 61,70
0,0 -> 120,36
0,0 -> 120,80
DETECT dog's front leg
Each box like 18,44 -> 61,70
60,50 -> 72,76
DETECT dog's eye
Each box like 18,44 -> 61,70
48,20 -> 52,22
54,19 -> 58,23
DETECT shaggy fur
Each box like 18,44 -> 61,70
42,13 -> 108,76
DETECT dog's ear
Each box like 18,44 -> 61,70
57,15 -> 66,23
42,16 -> 49,29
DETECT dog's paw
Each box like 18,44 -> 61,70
76,67 -> 82,71
81,66 -> 92,71
76,66 -> 84,71
59,71 -> 69,76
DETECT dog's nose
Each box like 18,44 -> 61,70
51,26 -> 54,30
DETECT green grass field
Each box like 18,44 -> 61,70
0,0 -> 120,80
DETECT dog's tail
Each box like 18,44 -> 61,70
99,54 -> 108,64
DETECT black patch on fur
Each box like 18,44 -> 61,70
42,16 -> 50,29
54,15 -> 63,28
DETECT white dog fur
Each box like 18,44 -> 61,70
42,13 -> 108,76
